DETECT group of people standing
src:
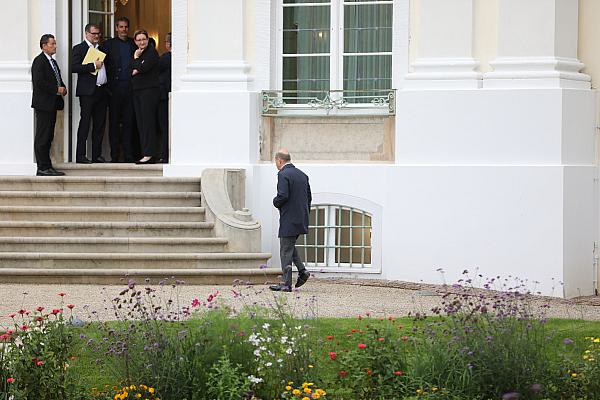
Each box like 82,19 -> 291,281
31,17 -> 171,176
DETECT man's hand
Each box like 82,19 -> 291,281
58,87 -> 67,96
94,58 -> 103,70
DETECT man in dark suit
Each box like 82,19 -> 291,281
270,149 -> 312,292
31,34 -> 67,176
103,17 -> 137,162
71,23 -> 108,163
157,32 -> 171,163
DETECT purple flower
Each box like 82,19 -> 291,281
259,264 -> 268,269
563,338 -> 574,345
530,383 -> 543,393
502,393 -> 520,400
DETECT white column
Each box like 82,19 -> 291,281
0,0 -> 35,174
404,0 -> 482,89
484,0 -> 590,89
166,0 -> 257,176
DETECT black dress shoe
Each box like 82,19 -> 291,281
76,157 -> 92,164
135,157 -> 155,165
269,284 -> 292,292
48,167 -> 65,176
295,271 -> 310,288
156,158 -> 168,164
37,168 -> 63,176
92,156 -> 106,163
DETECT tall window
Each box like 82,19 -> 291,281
281,0 -> 393,103
297,205 -> 373,268
88,0 -> 114,38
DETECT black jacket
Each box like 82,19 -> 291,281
31,52 -> 65,111
102,37 -> 137,89
273,164 -> 312,237
158,51 -> 171,100
71,41 -> 99,97
131,46 -> 160,91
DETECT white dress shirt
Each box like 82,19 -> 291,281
85,39 -> 107,86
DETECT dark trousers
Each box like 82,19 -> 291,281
76,85 -> 108,160
34,109 -> 57,170
157,98 -> 169,160
133,87 -> 159,157
109,84 -> 135,162
280,235 -> 306,287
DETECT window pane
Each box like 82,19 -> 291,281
283,56 -> 330,103
89,0 -> 109,12
284,6 -> 330,54
284,0 -> 330,3
88,13 -> 108,38
344,4 -> 392,53
343,55 -> 392,98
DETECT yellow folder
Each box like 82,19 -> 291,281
82,47 -> 106,76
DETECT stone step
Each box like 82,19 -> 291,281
0,191 -> 201,207
0,206 -> 206,222
0,176 -> 200,192
0,237 -> 228,253
0,252 -> 272,270
0,267 -> 280,285
0,221 -> 214,238
53,163 -> 163,176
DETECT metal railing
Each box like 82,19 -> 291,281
261,89 -> 396,116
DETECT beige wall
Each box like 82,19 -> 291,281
409,0 -> 497,72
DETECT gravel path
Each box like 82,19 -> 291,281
2,278 -> 600,326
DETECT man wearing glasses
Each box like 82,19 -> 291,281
71,23 -> 108,164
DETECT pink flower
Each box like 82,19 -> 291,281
57,292 -> 66,297
393,370 -> 403,376
6,378 -> 14,383
358,343 -> 366,349
378,337 -> 385,342
36,307 -> 44,312
0,334 -> 10,341
326,335 -> 334,340
329,351 -> 337,360
18,309 -> 27,315
207,291 -> 220,303
51,308 -> 61,315
67,304 -> 75,309
20,325 -> 28,331
36,360 -> 44,366
8,313 -> 16,318
339,370 -> 348,377
191,298 -> 200,308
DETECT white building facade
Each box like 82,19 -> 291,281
0,0 -> 597,297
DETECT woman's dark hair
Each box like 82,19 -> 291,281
133,29 -> 148,41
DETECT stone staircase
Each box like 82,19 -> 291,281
0,164 -> 277,284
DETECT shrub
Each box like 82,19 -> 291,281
206,351 -> 252,400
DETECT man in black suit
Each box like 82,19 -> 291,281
72,23 -> 108,163
103,17 -> 137,162
157,32 -> 172,163
31,34 -> 67,176
270,149 -> 312,292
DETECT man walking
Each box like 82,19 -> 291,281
31,34 -> 67,176
103,17 -> 137,162
270,149 -> 312,292
72,23 -> 108,163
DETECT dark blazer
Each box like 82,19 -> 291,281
102,37 -> 137,89
273,164 -> 312,237
131,46 -> 160,91
71,41 -> 99,96
158,51 -> 171,100
31,52 -> 65,111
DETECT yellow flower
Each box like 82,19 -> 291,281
311,393 -> 321,399
136,394 -> 142,398
594,338 -> 600,343
293,389 -> 301,395
304,387 -> 312,393
308,364 -> 314,368
432,387 -> 439,391
572,373 -> 578,378
149,388 -> 155,394
302,397 -> 310,400
285,386 -> 292,391
288,381 -> 294,385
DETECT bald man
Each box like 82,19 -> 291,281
270,149 -> 312,292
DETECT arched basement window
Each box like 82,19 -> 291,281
297,204 -> 372,268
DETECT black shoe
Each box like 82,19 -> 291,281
135,157 -> 155,165
295,271 -> 310,288
269,284 -> 292,292
76,157 -> 92,164
36,168 -> 63,177
48,168 -> 65,176
92,156 -> 106,163
156,158 -> 168,164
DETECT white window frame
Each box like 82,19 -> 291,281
276,0 -> 394,93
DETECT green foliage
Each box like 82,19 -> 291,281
206,351 -> 252,400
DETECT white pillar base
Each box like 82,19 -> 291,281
181,61 -> 253,91
484,57 -> 591,89
404,58 -> 483,89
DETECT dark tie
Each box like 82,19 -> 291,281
50,58 -> 62,86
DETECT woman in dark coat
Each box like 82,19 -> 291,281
131,29 -> 160,164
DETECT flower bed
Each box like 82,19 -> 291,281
2,272 -> 600,399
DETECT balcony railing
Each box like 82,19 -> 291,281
261,89 -> 396,116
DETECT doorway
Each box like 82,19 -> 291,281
67,0 -> 172,163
